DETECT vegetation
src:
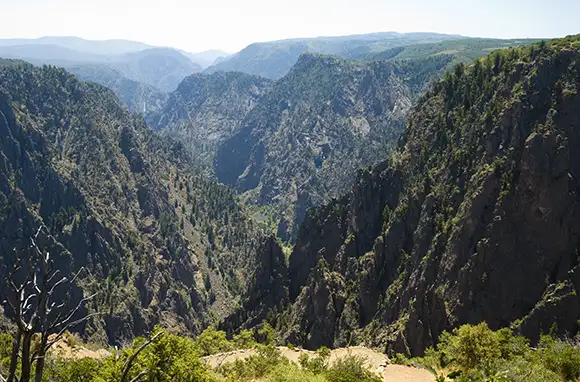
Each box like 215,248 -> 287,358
364,38 -> 540,66
0,325 -> 382,382
398,323 -> 580,382
0,62 -> 269,346
274,34 -> 580,354
5,322 -> 576,382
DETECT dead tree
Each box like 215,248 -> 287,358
1,226 -> 98,382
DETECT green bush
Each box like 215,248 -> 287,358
438,322 -> 501,371
299,347 -> 330,374
45,358 -> 102,382
492,356 -> 560,382
217,345 -> 287,381
266,363 -> 325,382
324,355 -> 382,382
415,323 -> 580,382
257,322 -> 277,346
192,327 -> 233,356
94,328 -> 217,382
537,335 -> 580,381
233,329 -> 257,349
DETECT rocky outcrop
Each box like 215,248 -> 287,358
272,38 -> 580,355
151,72 -> 272,166
221,235 -> 288,332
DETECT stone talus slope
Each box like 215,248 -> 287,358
215,53 -> 415,241
150,72 -> 272,166
251,38 -> 580,355
0,63 -> 269,345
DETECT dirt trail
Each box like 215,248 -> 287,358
49,335 -> 111,360
203,346 -> 435,382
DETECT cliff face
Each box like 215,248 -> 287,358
150,72 -> 272,167
267,37 -> 580,355
0,63 -> 269,345
215,54 -> 420,241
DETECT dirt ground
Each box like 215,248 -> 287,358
48,334 -> 111,360
203,346 -> 435,382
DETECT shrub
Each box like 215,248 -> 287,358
300,348 -> 330,374
217,345 -> 287,381
492,356 -> 560,382
537,335 -> 580,381
233,329 -> 257,349
266,363 -> 325,382
46,358 -> 102,382
438,322 -> 501,371
193,327 -> 233,356
94,328 -> 217,382
324,355 -> 382,382
257,322 -> 276,346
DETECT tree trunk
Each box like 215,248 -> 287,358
33,338 -> 48,382
6,329 -> 21,382
20,332 -> 33,382
33,349 -> 46,382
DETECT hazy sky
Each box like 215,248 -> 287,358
0,0 -> 578,53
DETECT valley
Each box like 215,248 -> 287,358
0,17 -> 579,382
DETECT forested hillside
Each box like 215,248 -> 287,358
214,53 -> 453,241
0,62 -> 272,345
229,36 -> 580,356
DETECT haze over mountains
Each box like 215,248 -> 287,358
1,27 -> 580,381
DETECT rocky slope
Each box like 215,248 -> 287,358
67,64 -> 168,114
150,72 -> 272,166
214,53 -> 451,241
232,36 -> 580,355
0,62 -> 271,346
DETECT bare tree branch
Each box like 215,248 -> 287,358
120,331 -> 164,382
128,370 -> 149,382
3,226 -> 100,382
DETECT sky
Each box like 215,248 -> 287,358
0,0 -> 578,53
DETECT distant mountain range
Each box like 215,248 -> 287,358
183,50 -> 231,69
204,32 -> 465,79
0,42 -> 203,92
0,36 -> 154,55
0,37 -> 231,92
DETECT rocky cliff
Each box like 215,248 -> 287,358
214,53 -> 444,241
251,36 -> 580,355
151,72 -> 272,166
0,62 -> 270,346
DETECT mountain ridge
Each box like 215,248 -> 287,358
0,61 -> 272,345
213,52 -> 453,240
205,32 -> 465,79
225,36 -> 580,356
